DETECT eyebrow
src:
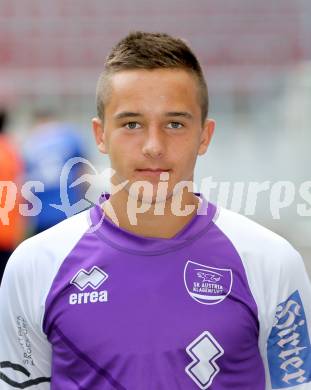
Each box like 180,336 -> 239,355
114,111 -> 193,120
164,111 -> 193,120
114,112 -> 142,120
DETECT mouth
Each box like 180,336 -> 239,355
135,168 -> 171,177
136,168 -> 170,172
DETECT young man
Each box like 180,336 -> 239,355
0,32 -> 310,390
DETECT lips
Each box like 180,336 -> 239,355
136,168 -> 170,172
135,168 -> 171,178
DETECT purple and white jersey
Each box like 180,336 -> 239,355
1,194 -> 310,389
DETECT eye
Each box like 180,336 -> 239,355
125,122 -> 141,130
167,122 -> 183,129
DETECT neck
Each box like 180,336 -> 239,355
102,189 -> 201,239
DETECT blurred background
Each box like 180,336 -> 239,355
0,0 -> 310,276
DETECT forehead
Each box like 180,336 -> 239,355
105,68 -> 201,117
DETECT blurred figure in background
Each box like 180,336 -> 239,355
23,110 -> 88,234
0,109 -> 25,282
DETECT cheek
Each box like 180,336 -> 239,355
111,133 -> 141,154
109,136 -> 130,158
172,141 -> 199,164
108,147 -> 136,177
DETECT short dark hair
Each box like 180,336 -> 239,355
96,31 -> 208,123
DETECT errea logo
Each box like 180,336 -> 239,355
69,266 -> 108,305
71,266 -> 108,291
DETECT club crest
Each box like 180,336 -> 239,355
184,261 -> 233,305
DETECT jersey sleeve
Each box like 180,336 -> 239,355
0,240 -> 51,389
214,208 -> 311,390
264,246 -> 311,390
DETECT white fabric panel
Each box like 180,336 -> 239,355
215,207 -> 311,390
0,210 -> 90,389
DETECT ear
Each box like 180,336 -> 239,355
198,118 -> 215,156
92,117 -> 107,154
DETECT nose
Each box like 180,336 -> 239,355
142,127 -> 165,158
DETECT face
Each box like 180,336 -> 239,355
93,68 -> 215,204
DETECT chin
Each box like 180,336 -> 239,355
129,189 -> 171,207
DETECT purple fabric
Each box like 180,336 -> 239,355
43,195 -> 265,389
